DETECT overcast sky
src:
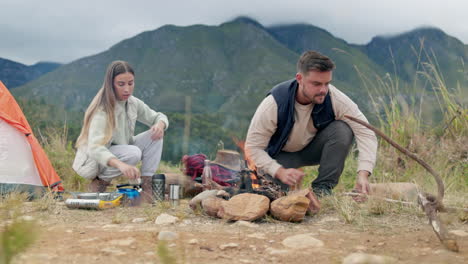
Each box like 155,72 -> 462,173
1,0 -> 467,65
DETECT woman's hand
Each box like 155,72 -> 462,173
117,162 -> 141,180
108,158 -> 140,180
150,121 -> 166,141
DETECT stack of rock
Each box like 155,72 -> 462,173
190,188 -> 311,222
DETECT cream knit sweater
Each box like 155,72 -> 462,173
87,96 -> 169,167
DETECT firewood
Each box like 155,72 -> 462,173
344,192 -> 468,213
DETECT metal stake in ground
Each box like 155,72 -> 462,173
344,115 -> 459,252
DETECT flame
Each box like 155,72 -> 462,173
232,136 -> 260,189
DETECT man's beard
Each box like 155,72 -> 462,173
302,89 -> 327,104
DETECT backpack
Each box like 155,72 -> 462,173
181,154 -> 239,186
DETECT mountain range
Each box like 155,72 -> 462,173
0,58 -> 60,88
3,16 -> 467,160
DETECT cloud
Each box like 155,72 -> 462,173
1,0 -> 467,65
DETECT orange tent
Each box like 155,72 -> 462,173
0,81 -> 63,194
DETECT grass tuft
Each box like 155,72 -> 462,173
156,241 -> 177,264
0,192 -> 39,264
329,195 -> 363,224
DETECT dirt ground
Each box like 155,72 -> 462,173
10,198 -> 468,264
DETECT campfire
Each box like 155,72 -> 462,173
232,137 -> 284,201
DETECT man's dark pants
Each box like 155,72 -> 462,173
270,120 -> 354,195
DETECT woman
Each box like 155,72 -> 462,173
73,60 -> 168,202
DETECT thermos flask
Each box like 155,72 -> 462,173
152,174 -> 166,202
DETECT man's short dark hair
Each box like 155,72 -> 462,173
297,51 -> 335,74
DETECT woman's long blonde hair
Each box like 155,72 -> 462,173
76,60 -> 135,148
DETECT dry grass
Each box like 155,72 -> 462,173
39,125 -> 87,192
31,191 -> 61,212
327,195 -> 363,225
158,161 -> 184,174
111,211 -> 126,224
0,192 -> 29,218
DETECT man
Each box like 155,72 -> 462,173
245,51 -> 377,212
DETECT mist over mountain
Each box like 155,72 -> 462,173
0,58 -> 61,88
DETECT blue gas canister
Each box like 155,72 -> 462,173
116,184 -> 142,206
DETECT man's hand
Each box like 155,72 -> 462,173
353,170 -> 370,202
306,190 -> 321,214
275,167 -> 305,186
150,121 -> 166,141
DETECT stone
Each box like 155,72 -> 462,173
449,230 -> 468,237
318,216 -> 340,223
102,224 -> 119,229
188,239 -> 199,245
201,197 -> 226,217
21,215 -> 34,221
270,193 -> 310,222
234,220 -> 259,228
110,237 -> 136,246
247,232 -> 266,239
158,231 -> 178,241
155,213 -> 179,225
189,190 -> 218,210
219,243 -> 239,250
354,246 -> 367,251
282,234 -> 324,249
182,219 -> 193,225
132,217 -> 146,223
287,188 -> 310,196
216,190 -> 231,198
265,247 -> 290,255
217,193 -> 270,221
100,247 -> 126,256
342,253 -> 397,264
79,237 -> 98,243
